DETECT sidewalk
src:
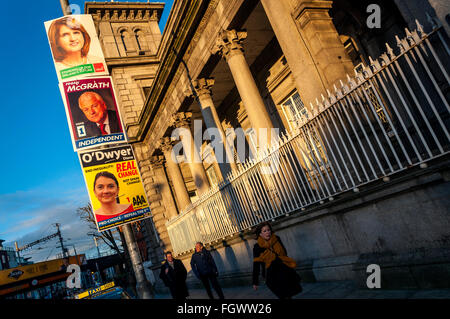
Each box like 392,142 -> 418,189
153,280 -> 450,299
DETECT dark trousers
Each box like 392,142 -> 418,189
199,274 -> 224,299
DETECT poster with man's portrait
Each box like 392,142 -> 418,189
44,14 -> 108,81
78,145 -> 152,232
59,76 -> 127,151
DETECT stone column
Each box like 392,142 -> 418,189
158,137 -> 192,211
149,155 -> 179,220
260,0 -> 354,107
171,112 -> 210,195
189,78 -> 238,176
132,143 -> 168,258
212,30 -> 274,144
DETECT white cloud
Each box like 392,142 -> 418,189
0,179 -> 104,263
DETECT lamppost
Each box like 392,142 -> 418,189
56,0 -> 153,299
93,237 -> 101,258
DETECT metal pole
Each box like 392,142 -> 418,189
122,223 -> 153,299
94,237 -> 101,258
15,242 -> 21,266
60,0 -> 72,15
55,223 -> 67,258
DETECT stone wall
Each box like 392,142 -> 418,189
150,156 -> 450,290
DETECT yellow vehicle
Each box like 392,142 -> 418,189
75,281 -> 132,299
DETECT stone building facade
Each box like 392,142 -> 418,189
85,0 -> 450,291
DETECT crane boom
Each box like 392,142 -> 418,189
14,224 -> 67,259
16,233 -> 59,252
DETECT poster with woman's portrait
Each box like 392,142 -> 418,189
78,145 -> 152,232
44,14 -> 108,81
59,76 -> 127,152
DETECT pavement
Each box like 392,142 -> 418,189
152,280 -> 450,299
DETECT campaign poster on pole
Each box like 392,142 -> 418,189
59,76 -> 127,151
79,145 -> 152,232
44,14 -> 108,81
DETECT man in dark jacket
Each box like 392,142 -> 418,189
159,251 -> 189,300
190,242 -> 225,299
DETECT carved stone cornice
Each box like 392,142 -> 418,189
170,112 -> 193,129
211,29 -> 248,61
84,3 -> 164,23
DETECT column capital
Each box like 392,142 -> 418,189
150,155 -> 165,169
192,78 -> 215,99
211,29 -> 248,60
158,136 -> 176,153
170,112 -> 192,129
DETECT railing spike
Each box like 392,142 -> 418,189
346,73 -> 352,82
380,53 -> 390,66
285,129 -> 293,141
331,86 -> 339,101
415,19 -> 425,38
363,64 -> 373,78
335,87 -> 343,99
317,102 -> 324,113
371,57 -> 382,72
354,70 -> 364,84
340,79 -> 349,94
346,73 -> 356,89
385,43 -> 395,59
320,94 -> 330,110
395,35 -> 407,53
411,29 -> 422,44
404,28 -> 415,45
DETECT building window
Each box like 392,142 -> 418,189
281,91 -> 307,131
281,92 -> 327,168
134,29 -> 148,54
304,127 -> 326,168
120,29 -> 134,52
206,165 -> 219,187
354,63 -> 391,130
142,86 -> 151,100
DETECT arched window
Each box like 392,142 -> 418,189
134,29 -> 148,52
120,29 -> 134,52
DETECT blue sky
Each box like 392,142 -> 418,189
0,0 -> 173,262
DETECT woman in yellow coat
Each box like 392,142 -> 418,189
252,222 -> 302,299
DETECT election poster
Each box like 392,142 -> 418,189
59,76 -> 127,151
78,145 -> 152,232
44,14 -> 108,81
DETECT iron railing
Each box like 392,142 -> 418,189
167,21 -> 450,255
